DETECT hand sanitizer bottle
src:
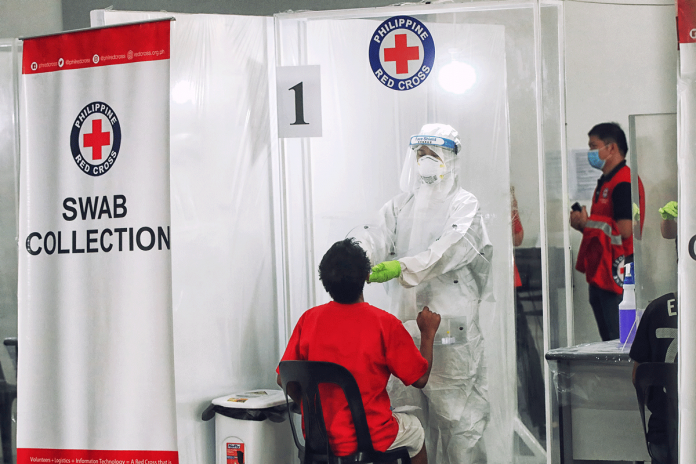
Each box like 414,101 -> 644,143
619,262 -> 636,344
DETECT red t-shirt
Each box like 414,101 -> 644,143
278,301 -> 428,456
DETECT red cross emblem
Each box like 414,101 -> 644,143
383,34 -> 420,75
83,118 -> 111,161
71,101 -> 121,177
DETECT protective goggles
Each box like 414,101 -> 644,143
409,135 -> 458,154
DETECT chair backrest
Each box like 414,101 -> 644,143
634,362 -> 678,460
279,360 -> 376,461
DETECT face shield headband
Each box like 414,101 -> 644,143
409,135 -> 459,155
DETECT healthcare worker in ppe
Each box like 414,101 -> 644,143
349,123 -> 493,464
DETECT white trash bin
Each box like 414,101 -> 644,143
202,389 -> 295,464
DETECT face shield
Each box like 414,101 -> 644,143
399,126 -> 462,193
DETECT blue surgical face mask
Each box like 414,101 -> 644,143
587,149 -> 606,170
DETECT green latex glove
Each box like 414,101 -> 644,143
632,202 -> 640,222
368,261 -> 402,283
659,201 -> 678,220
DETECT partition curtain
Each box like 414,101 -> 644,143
94,11 -> 279,464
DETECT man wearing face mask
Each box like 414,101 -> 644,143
349,123 -> 493,464
570,122 -> 645,341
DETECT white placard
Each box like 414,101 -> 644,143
276,65 -> 322,138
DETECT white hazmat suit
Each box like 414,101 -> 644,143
350,124 -> 492,464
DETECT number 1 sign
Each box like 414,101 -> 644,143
276,65 -> 322,138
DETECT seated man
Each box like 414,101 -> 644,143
630,292 -> 678,464
277,238 -> 440,464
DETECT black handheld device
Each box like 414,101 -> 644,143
571,202 -> 582,212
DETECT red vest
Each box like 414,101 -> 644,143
588,163 -> 642,256
576,163 -> 644,294
576,214 -> 626,294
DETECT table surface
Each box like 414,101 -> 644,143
545,339 -> 633,363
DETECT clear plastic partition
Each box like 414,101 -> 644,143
628,113 -> 678,310
276,3 -> 563,463
538,5 -> 568,463
540,3 -> 568,352
0,38 -> 19,464
95,11 -> 281,464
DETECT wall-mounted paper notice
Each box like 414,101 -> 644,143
568,148 -> 598,200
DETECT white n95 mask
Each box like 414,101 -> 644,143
417,155 -> 446,184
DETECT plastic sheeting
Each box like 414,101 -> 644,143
19,4 -> 570,464
276,11 -> 514,463
628,113 -> 678,311
93,11 -> 280,464
352,123 -> 494,463
545,341 -> 651,462
546,341 -> 634,407
0,40 -> 19,387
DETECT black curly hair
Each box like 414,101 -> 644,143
318,238 -> 371,304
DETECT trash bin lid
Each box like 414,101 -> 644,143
211,389 -> 287,409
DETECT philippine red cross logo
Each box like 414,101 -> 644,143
70,101 -> 121,177
369,16 -> 435,91
612,256 -> 626,287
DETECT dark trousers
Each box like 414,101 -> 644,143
649,442 -> 674,464
588,284 -> 622,341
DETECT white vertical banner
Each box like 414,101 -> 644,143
18,20 -> 178,464
678,0 -> 696,461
